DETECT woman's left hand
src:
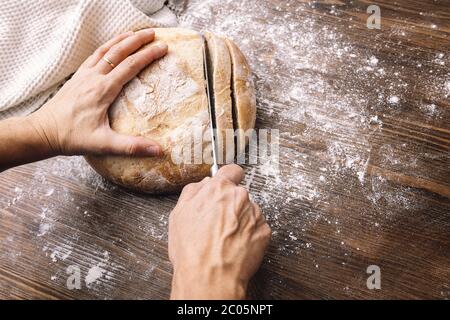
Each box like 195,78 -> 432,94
29,28 -> 167,157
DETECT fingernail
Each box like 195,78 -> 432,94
154,41 -> 168,51
146,146 -> 162,156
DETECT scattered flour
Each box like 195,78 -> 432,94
179,0 -> 449,256
388,95 -> 400,105
1,0 -> 447,297
85,264 -> 106,287
37,223 -> 51,237
369,56 -> 379,67
48,244 -> 73,262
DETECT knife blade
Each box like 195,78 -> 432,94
201,34 -> 219,176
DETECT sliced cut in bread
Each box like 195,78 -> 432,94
225,38 -> 256,155
85,28 -> 257,194
204,31 -> 234,164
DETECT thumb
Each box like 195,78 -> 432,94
214,164 -> 245,185
100,130 -> 163,157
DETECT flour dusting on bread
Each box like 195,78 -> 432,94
86,28 -> 255,193
128,54 -> 200,119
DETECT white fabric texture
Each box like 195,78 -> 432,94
0,0 -> 178,119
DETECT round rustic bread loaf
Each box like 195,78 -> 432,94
85,28 -> 256,193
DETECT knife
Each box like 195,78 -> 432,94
201,34 -> 219,176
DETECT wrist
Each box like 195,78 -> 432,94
0,115 -> 58,171
26,110 -> 61,156
171,267 -> 247,300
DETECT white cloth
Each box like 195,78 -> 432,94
0,0 -> 178,119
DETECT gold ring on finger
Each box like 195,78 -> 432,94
102,56 -> 116,69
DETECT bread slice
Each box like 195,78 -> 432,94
204,32 -> 234,164
85,28 -> 211,193
225,38 -> 256,155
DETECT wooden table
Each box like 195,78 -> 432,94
0,0 -> 449,299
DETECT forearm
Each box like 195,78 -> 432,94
0,114 -> 57,172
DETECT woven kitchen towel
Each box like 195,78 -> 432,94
0,0 -> 178,119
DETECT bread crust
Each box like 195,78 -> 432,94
86,28 -> 210,193
85,29 -> 256,194
225,38 -> 257,154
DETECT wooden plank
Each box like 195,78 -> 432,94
0,0 -> 449,299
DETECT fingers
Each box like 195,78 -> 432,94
234,186 -> 251,216
253,203 -> 271,243
190,165 -> 244,204
179,164 -> 244,207
240,201 -> 269,237
188,165 -> 245,212
214,164 -> 245,185
96,129 -> 163,157
179,177 -> 210,202
96,28 -> 156,73
253,203 -> 266,227
81,31 -> 134,69
108,42 -> 168,87
185,164 -> 243,199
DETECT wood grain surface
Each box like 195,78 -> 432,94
0,0 -> 449,299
